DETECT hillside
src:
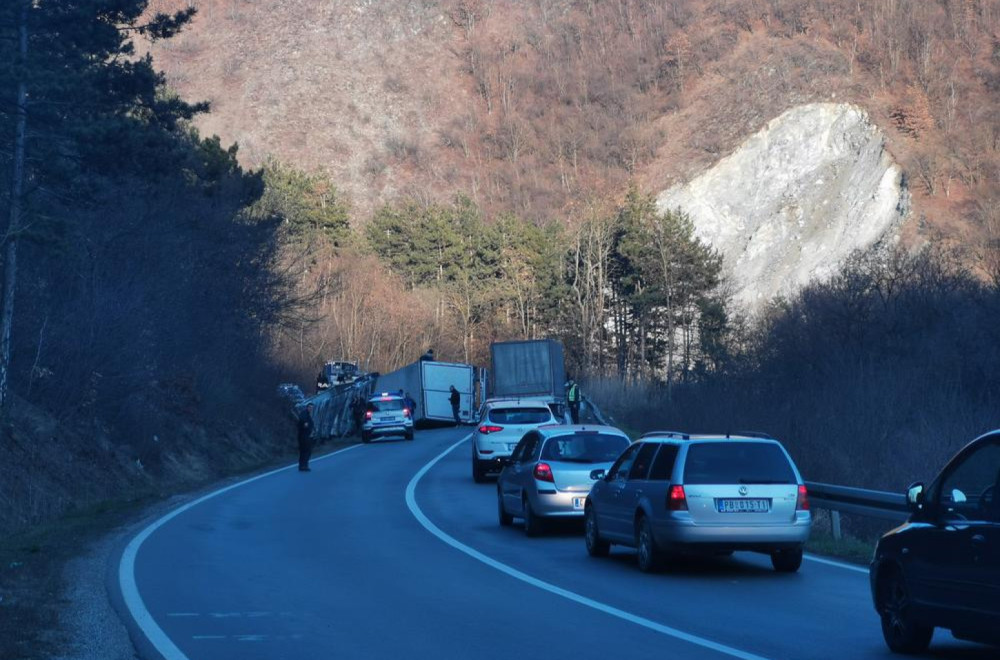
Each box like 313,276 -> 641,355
145,0 -> 1000,259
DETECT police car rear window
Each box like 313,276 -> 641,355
488,408 -> 551,424
683,442 -> 796,485
369,399 -> 404,412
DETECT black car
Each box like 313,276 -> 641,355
870,430 -> 1000,653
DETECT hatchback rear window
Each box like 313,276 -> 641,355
369,399 -> 404,412
683,442 -> 796,485
489,408 -> 552,424
540,433 -> 630,463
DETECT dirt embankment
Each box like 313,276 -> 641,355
0,392 -> 297,659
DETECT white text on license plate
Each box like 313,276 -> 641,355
717,498 -> 770,513
572,497 -> 586,510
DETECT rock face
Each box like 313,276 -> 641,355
655,103 -> 908,310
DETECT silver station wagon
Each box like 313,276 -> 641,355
497,425 -> 631,536
585,432 -> 812,572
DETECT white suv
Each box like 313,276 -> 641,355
472,398 -> 559,482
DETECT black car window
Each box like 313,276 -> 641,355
683,442 -> 796,485
648,444 -> 679,481
628,443 -> 660,481
937,441 -> 1000,522
514,432 -> 539,463
539,433 -> 631,463
607,443 -> 641,481
488,408 -> 552,424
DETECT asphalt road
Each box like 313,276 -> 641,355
117,426 -> 993,660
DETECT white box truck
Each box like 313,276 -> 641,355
374,360 -> 475,424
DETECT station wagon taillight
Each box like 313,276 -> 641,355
668,485 -> 688,511
533,462 -> 555,483
478,425 -> 503,434
796,484 -> 810,511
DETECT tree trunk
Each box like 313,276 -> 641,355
0,0 -> 29,411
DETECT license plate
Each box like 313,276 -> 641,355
717,498 -> 770,513
572,497 -> 586,510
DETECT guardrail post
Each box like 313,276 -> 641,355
831,511 -> 842,541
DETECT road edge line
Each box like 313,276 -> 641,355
117,444 -> 363,660
404,435 -> 773,660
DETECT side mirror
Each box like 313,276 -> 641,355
906,482 -> 925,510
590,469 -> 606,480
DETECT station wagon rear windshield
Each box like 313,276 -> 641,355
683,442 -> 796,485
368,399 -> 404,412
540,433 -> 630,463
489,407 -> 551,424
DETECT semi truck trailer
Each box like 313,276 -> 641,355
374,359 -> 475,424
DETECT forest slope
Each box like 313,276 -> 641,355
146,0 -> 1000,262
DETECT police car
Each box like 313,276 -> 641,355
361,391 -> 414,443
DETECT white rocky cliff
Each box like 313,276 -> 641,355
656,103 -> 908,310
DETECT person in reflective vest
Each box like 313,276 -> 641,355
566,379 -> 581,424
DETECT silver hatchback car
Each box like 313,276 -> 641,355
497,425 -> 632,536
585,432 -> 812,572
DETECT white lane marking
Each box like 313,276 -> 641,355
192,636 -> 226,640
405,436 -> 772,660
119,444 -> 363,660
166,613 -> 199,617
804,553 -> 869,574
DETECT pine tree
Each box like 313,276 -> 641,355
0,0 -> 201,410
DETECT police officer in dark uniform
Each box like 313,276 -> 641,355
449,385 -> 461,424
297,403 -> 315,471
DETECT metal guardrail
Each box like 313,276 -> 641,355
805,482 -> 910,523
804,481 -> 909,540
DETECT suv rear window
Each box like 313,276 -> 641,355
488,407 -> 551,424
540,433 -> 630,463
683,442 -> 796,485
368,399 -> 404,412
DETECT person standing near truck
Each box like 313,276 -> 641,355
566,378 -> 581,424
297,403 -> 315,472
449,385 -> 461,424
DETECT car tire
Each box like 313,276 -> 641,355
497,489 -> 513,527
878,567 -> 934,654
472,456 -> 487,483
405,429 -> 414,441
523,496 -> 545,537
635,515 -> 663,573
361,430 -> 371,444
584,505 -> 610,557
770,546 -> 803,573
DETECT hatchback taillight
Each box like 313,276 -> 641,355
364,411 -> 372,420
533,462 -> 555,483
478,425 -> 503,434
403,407 -> 411,418
668,485 -> 688,511
796,484 -> 810,511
